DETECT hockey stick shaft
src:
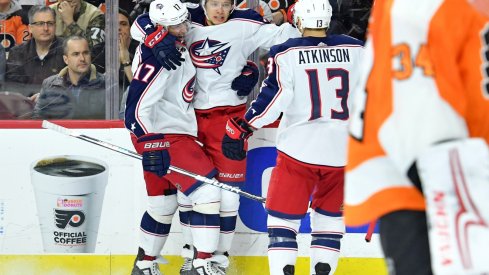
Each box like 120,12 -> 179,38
42,120 -> 266,203
365,219 -> 376,242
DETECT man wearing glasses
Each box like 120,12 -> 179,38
6,5 -> 65,97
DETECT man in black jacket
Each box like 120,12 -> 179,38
6,5 -> 65,96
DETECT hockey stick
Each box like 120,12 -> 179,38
365,219 -> 376,242
42,120 -> 266,203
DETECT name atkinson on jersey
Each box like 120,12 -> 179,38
298,48 -> 351,64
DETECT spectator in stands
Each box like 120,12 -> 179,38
91,8 -> 136,118
6,5 -> 65,97
0,0 -> 30,54
33,35 -> 105,119
92,8 -> 135,84
50,0 -> 105,49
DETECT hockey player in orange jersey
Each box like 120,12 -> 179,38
345,0 -> 489,274
0,0 -> 29,54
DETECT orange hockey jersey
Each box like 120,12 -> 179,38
344,0 -> 489,226
0,9 -> 29,53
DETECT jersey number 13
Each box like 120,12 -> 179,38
305,68 -> 350,121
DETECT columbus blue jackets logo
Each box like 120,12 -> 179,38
183,76 -> 196,103
54,209 -> 85,229
189,38 -> 231,74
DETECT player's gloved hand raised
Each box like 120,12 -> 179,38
136,133 -> 171,177
144,26 -> 185,70
222,117 -> 254,161
231,61 -> 259,97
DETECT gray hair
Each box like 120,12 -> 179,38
28,5 -> 56,24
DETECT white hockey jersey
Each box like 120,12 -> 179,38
131,5 -> 300,110
246,36 -> 364,166
124,42 -> 197,138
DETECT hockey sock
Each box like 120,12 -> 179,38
217,188 -> 239,253
139,211 -> 171,257
310,210 -> 344,274
217,215 -> 237,253
179,209 -> 193,248
190,211 -> 220,254
267,215 -> 300,275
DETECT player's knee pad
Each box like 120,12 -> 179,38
220,190 -> 240,217
310,210 -> 344,250
267,215 -> 300,249
177,191 -> 192,212
193,201 -> 220,215
189,183 -> 221,215
147,194 -> 178,224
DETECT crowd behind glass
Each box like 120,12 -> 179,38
0,0 -> 372,120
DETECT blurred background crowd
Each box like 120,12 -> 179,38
0,0 -> 372,120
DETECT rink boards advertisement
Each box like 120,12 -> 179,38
0,121 -> 386,275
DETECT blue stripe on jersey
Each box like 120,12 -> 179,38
141,211 -> 171,235
124,45 -> 164,137
311,238 -> 341,250
183,169 -> 218,195
220,216 -> 237,232
190,212 -> 220,227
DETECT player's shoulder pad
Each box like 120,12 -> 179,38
187,3 -> 206,25
135,12 -> 152,26
269,37 -> 304,58
230,8 -> 267,24
325,34 -> 365,47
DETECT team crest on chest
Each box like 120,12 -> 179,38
189,38 -> 231,74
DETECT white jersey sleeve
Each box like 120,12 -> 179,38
249,22 -> 300,51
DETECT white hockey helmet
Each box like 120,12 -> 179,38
149,0 -> 189,27
200,0 -> 237,15
293,0 -> 332,29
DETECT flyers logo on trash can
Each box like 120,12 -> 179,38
54,209 -> 85,229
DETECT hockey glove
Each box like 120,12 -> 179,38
136,133 -> 171,177
144,26 -> 184,71
222,117 -> 254,161
231,61 -> 259,97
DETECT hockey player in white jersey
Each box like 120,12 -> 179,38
221,0 -> 364,274
125,1 -> 226,275
130,1 -> 300,274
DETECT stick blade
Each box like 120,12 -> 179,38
42,120 -> 77,136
